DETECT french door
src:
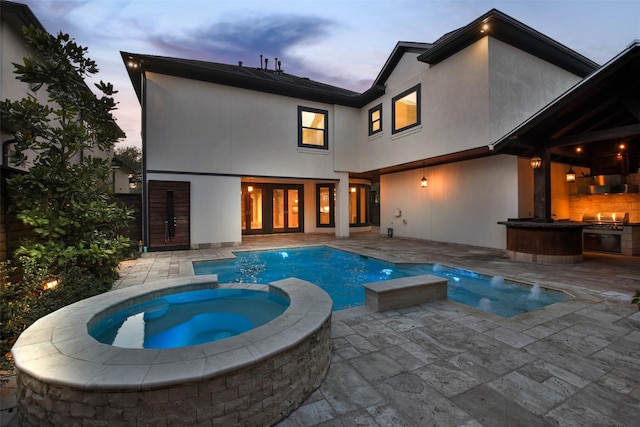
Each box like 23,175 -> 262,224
242,184 -> 303,234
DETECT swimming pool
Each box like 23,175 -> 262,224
193,246 -> 567,317
89,288 -> 290,348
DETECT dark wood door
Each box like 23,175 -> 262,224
148,180 -> 190,250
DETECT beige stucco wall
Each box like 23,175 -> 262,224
145,73 -> 348,181
488,38 -> 583,141
381,155 -> 519,249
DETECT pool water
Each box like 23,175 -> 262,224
193,246 -> 567,317
89,288 -> 289,348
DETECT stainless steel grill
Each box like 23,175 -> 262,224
582,212 -> 629,231
582,212 -> 628,253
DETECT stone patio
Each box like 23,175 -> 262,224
2,232 -> 639,426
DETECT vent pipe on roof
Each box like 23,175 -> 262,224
264,58 -> 269,69
260,54 -> 263,69
238,61 -> 243,67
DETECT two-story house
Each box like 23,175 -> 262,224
122,9 -> 618,252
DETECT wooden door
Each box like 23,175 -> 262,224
148,180 -> 190,250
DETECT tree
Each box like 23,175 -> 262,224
114,145 -> 142,192
0,25 -> 131,278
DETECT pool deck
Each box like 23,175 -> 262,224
2,232 -> 640,426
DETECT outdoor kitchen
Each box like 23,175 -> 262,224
571,173 -> 640,256
494,40 -> 640,263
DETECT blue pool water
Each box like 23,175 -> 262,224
89,288 -> 289,348
193,246 -> 567,317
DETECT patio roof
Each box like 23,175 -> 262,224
490,40 -> 640,175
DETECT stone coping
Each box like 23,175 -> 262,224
12,275 -> 332,391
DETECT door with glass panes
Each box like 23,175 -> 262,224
241,184 -> 303,234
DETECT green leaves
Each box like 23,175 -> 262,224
3,25 -> 131,278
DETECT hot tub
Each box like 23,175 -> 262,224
12,275 -> 333,426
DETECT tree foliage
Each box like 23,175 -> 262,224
0,25 -> 131,278
115,145 -> 142,192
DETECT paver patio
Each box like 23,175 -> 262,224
2,232 -> 639,426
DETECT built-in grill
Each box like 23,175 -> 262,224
582,212 -> 628,253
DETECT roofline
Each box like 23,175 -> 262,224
489,40 -> 640,152
121,52 -> 385,108
418,9 -> 598,78
0,1 -> 47,32
371,41 -> 433,88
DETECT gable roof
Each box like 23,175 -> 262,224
418,9 -> 598,77
121,52 -> 385,108
371,41 -> 433,87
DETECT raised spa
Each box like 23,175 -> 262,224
12,276 -> 332,426
89,288 -> 290,348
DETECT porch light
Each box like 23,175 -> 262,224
480,23 -> 489,33
247,185 -> 253,192
421,176 -> 428,188
565,167 -> 576,183
530,156 -> 542,170
350,187 -> 356,193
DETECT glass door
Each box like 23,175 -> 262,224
242,183 -> 303,235
241,184 -> 263,233
273,187 -> 301,232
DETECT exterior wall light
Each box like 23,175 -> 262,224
421,176 -> 428,188
565,167 -> 576,183
530,156 -> 542,170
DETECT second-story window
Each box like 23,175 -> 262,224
392,84 -> 420,134
368,104 -> 382,136
298,106 -> 328,149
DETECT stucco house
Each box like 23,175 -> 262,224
122,9 -> 638,253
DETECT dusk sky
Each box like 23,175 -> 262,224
16,0 -> 640,148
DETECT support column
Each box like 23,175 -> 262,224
533,149 -> 552,221
334,175 -> 350,238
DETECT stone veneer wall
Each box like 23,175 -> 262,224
569,173 -> 640,222
16,316 -> 331,426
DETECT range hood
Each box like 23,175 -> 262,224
577,174 -> 639,194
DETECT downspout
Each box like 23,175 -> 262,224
140,59 -> 149,249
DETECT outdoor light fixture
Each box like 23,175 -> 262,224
530,156 -> 542,170
247,185 -> 253,192
480,23 -> 489,33
43,279 -> 59,291
565,166 -> 576,183
421,176 -> 428,188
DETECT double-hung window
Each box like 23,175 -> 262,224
392,84 -> 420,134
368,104 -> 382,136
298,106 -> 328,149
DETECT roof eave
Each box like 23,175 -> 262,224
418,9 -> 598,78
121,52 -> 384,107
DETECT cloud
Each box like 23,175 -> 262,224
150,14 -> 335,66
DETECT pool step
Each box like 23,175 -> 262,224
363,274 -> 448,311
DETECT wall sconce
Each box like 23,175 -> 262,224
247,185 -> 253,192
565,166 -> 576,183
421,176 -> 428,188
350,187 -> 356,193
530,156 -> 542,170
